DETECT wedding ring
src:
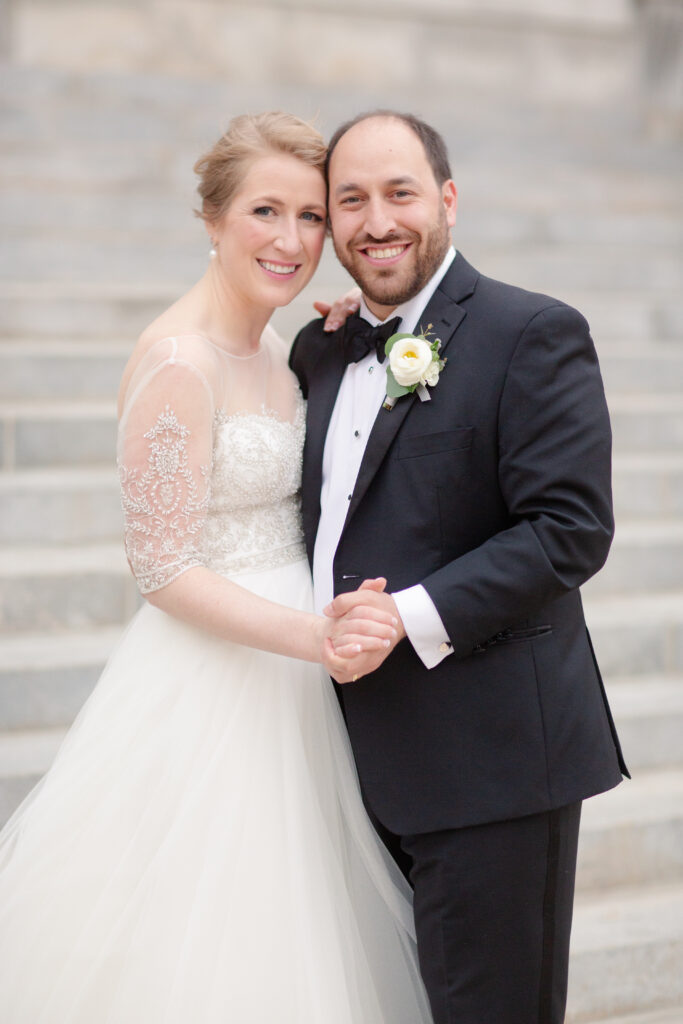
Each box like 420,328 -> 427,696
352,674 -> 359,682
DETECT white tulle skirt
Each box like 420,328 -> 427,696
0,558 -> 432,1023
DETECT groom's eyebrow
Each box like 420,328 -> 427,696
334,176 -> 420,197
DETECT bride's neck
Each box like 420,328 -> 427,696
195,267 -> 273,355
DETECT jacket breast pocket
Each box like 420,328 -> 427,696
397,427 -> 474,460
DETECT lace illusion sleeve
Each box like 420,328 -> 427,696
117,345 -> 217,594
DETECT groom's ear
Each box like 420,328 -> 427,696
442,180 -> 457,228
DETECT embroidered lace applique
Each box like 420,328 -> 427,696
119,394 -> 306,593
119,405 -> 210,593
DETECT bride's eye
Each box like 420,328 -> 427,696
253,206 -> 275,217
300,211 -> 324,223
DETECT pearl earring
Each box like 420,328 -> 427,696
209,240 -> 217,259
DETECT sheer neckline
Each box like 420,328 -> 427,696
167,333 -> 265,361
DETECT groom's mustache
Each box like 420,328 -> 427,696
352,232 -> 417,248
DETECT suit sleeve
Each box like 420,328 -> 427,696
421,303 -> 614,659
288,328 -> 308,397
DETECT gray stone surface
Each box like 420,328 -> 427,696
0,343 -> 128,400
0,468 -> 122,543
577,770 -> 683,891
608,676 -> 683,772
567,884 -> 683,1021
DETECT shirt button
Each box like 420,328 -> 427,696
347,494 -> 352,501
439,641 -> 450,653
368,366 -> 374,374
354,429 -> 360,438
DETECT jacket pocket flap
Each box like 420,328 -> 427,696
397,427 -> 473,459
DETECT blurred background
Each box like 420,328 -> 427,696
0,1 -> 682,1020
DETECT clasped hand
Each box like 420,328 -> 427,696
321,578 -> 405,684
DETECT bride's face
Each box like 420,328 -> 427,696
209,152 -> 327,309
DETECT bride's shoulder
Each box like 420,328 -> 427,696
118,328 -> 220,416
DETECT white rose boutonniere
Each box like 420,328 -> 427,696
383,325 -> 446,410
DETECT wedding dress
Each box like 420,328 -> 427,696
0,332 -> 433,1024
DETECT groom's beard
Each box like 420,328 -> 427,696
331,210 -> 450,309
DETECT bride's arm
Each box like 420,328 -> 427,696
145,567 -> 393,667
118,350 -> 394,670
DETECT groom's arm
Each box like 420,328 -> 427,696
420,302 -> 613,658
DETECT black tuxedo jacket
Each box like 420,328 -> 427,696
290,253 -> 627,836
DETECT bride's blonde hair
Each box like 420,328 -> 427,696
194,112 -> 327,224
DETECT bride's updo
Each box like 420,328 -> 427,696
194,112 -> 327,223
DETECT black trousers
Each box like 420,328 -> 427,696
398,802 -> 582,1024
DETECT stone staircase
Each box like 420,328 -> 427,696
1,37 -> 682,1024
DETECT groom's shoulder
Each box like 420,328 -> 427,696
461,257 -> 584,330
289,315 -> 337,377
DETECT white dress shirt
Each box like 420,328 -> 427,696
312,247 -> 456,669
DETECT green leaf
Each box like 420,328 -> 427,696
385,370 -> 410,399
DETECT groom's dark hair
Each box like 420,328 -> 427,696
326,110 -> 452,185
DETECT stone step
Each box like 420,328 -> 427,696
566,882 -> 683,1022
0,467 -> 122,544
582,1011 -> 683,1024
609,395 -> 683,454
0,340 -> 128,400
598,346 -> 683,396
577,769 -> 683,893
0,400 -> 118,468
612,454 -> 683,521
608,675 -> 683,772
584,591 -> 683,677
0,281 -> 172,339
588,521 -> 683,596
0,544 -> 138,633
0,626 -> 122,730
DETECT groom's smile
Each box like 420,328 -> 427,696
327,115 -> 457,321
361,242 -> 412,265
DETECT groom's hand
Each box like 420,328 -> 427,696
313,286 -> 361,332
322,581 -> 406,684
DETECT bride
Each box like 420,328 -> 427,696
0,113 -> 433,1023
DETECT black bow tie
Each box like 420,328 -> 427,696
342,314 -> 402,365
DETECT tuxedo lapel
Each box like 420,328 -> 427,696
342,254 -> 479,533
301,337 -> 347,561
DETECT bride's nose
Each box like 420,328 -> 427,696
273,217 -> 304,257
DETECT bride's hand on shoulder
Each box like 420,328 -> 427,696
313,286 -> 361,333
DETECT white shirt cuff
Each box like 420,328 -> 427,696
392,584 -> 453,670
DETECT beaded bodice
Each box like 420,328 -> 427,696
204,400 -> 306,578
117,334 -> 307,594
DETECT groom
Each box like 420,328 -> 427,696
289,111 -> 628,1024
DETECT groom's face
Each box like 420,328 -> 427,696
327,117 -> 457,319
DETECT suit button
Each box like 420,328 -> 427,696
439,641 -> 450,653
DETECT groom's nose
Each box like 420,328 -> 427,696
363,198 -> 397,241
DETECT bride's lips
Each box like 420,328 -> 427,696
359,243 -> 412,267
257,259 -> 301,279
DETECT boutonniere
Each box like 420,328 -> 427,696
382,325 -> 446,411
